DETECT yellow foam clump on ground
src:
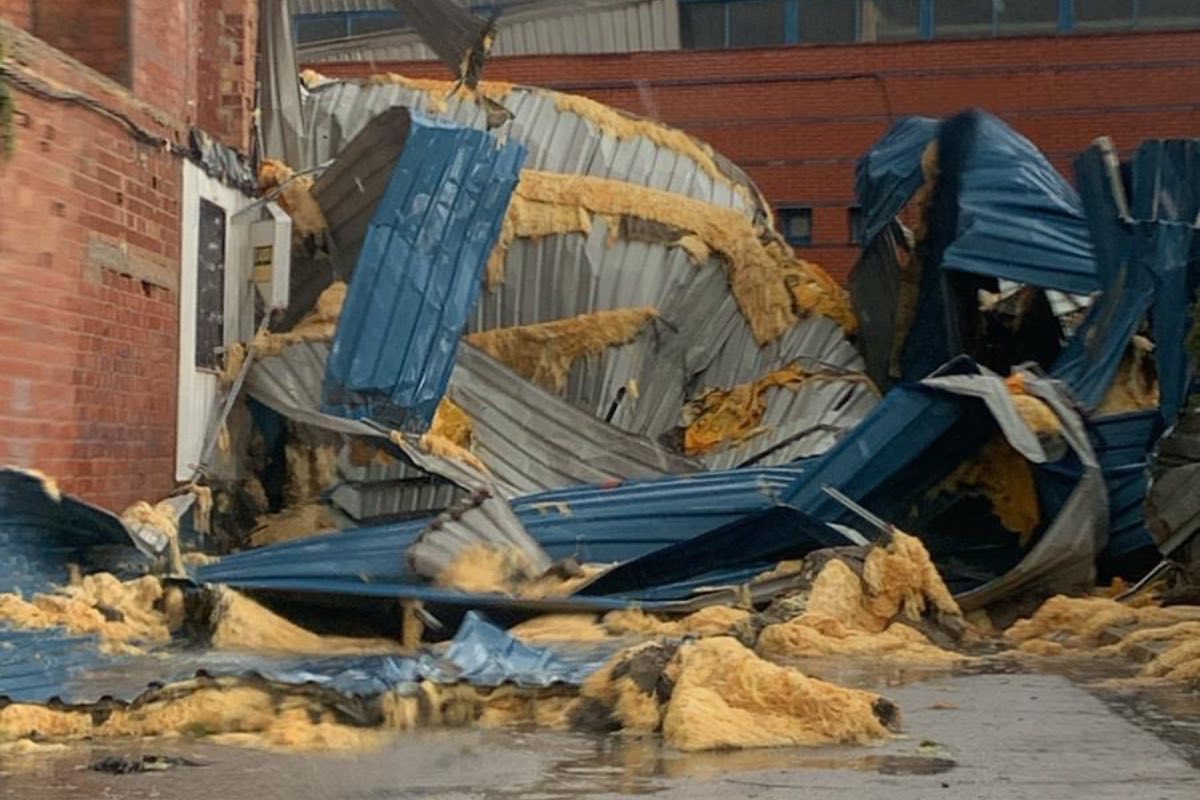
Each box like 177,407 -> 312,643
488,171 -> 855,344
250,503 -> 339,547
211,589 -> 402,656
757,533 -> 965,663
508,614 -> 612,643
259,159 -> 327,237
1098,335 -> 1161,414
0,574 -> 169,653
683,363 -> 875,456
602,606 -> 751,638
466,308 -> 658,393
927,435 -> 1041,545
662,637 -> 895,751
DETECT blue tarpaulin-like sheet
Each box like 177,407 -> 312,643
322,113 -> 526,430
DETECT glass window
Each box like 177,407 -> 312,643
1138,0 -> 1200,29
848,206 -> 864,244
995,0 -> 1059,35
800,0 -> 858,43
729,0 -> 789,47
295,15 -> 350,43
779,207 -> 813,246
195,199 -> 226,371
681,2 -> 728,49
869,0 -> 922,41
1075,0 -> 1135,30
935,0 -> 994,38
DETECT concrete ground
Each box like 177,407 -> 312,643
2,670 -> 1198,800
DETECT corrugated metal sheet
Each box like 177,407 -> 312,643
449,343 -> 700,495
322,112 -> 525,429
407,489 -> 552,579
245,338 -> 700,500
296,0 -> 680,63
311,106 -> 413,276
301,81 -> 758,214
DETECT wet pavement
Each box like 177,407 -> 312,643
2,669 -> 1198,800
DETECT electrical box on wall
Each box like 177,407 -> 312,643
234,201 -> 292,313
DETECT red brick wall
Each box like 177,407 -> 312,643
0,0 -> 30,29
0,22 -> 184,510
193,0 -> 257,152
32,0 -> 129,85
312,30 -> 1200,282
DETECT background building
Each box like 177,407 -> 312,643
300,0 -> 1200,280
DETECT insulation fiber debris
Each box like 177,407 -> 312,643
927,435 -> 1041,545
249,503 -> 339,547
259,159 -> 327,237
1005,595 -> 1200,682
577,637 -> 897,750
283,441 -> 338,506
508,614 -> 612,643
552,93 -> 742,198
757,533 -> 967,663
429,398 -> 473,449
683,364 -> 876,456
0,681 -> 390,751
1097,334 -> 1161,414
434,545 -> 600,598
1004,373 -> 1064,436
210,588 -> 402,656
367,73 -> 514,115
889,141 -> 938,380
465,308 -> 658,393
252,281 -> 347,356
603,607 -> 751,637
488,171 -> 856,343
0,573 -> 169,654
405,431 -> 490,475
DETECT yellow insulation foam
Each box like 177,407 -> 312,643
662,637 -> 893,751
683,363 -> 875,456
252,282 -> 347,357
757,532 -> 965,664
466,307 -> 658,393
259,159 -> 328,237
1098,335 -> 1161,414
367,73 -> 515,115
211,589 -> 402,656
488,171 -> 855,344
250,503 -> 339,547
927,435 -> 1041,545
429,398 -> 473,449
602,606 -> 751,638
508,614 -> 612,643
0,573 -> 169,654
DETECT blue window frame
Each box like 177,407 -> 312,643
779,207 -> 813,247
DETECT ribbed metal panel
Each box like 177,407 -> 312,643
295,0 -> 680,62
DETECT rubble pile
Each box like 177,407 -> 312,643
1,72 -> 1198,757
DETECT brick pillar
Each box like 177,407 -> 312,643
0,0 -> 32,30
194,0 -> 258,152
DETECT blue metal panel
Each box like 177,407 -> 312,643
937,111 -> 1098,295
1090,411 -> 1159,555
855,115 -> 939,245
322,113 -> 526,430
1053,139 -> 1199,422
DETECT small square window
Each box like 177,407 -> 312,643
848,206 -> 865,244
779,207 -> 813,247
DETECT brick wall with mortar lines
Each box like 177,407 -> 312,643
1,6 -> 256,509
312,29 -> 1200,283
1,22 -> 186,510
